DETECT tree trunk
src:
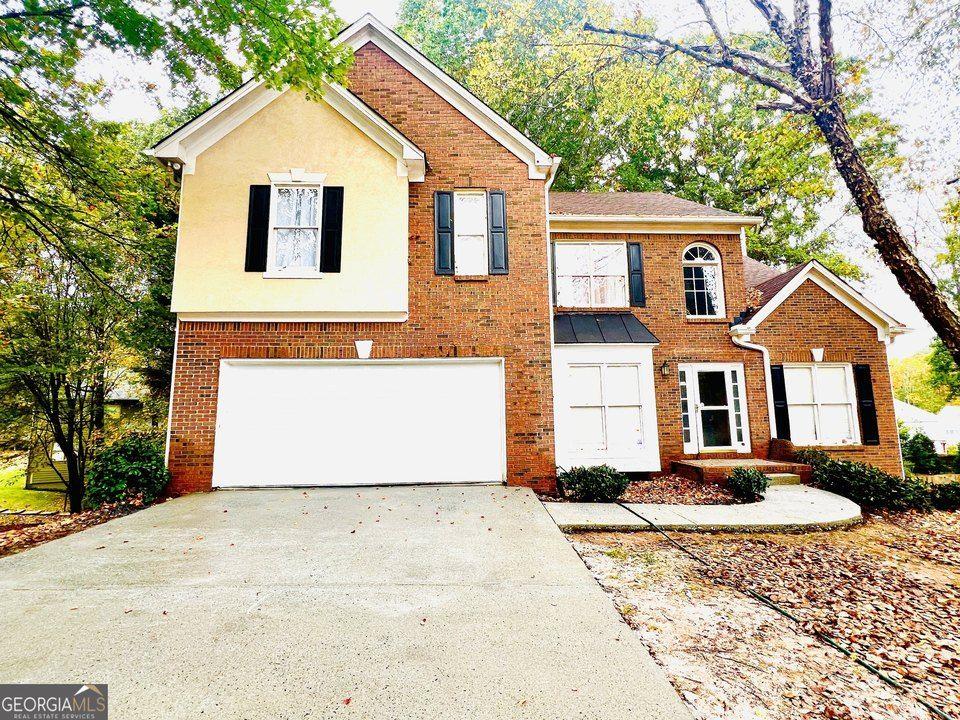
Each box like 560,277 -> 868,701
812,100 -> 960,365
65,449 -> 83,514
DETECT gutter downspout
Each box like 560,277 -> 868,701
731,329 -> 778,441
544,157 -> 562,479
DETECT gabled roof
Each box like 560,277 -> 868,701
744,256 -> 784,288
148,14 -> 556,180
554,313 -> 659,344
731,260 -> 908,342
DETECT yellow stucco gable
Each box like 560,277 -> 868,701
171,90 -> 409,318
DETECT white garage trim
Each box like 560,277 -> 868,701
211,357 -> 507,488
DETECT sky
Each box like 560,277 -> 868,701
91,0 -> 958,359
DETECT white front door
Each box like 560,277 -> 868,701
679,363 -> 750,454
553,345 -> 661,471
211,358 -> 506,487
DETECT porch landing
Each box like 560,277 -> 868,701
672,458 -> 812,484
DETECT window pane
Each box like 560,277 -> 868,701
569,407 -> 605,451
555,244 -> 590,276
453,192 -> 487,235
820,404 -> 854,442
606,406 -> 643,453
568,365 -> 602,406
454,234 -> 488,275
784,367 -> 814,403
592,275 -> 626,307
702,265 -> 720,315
788,405 -> 817,444
556,276 -> 590,306
700,409 -> 732,447
817,367 -> 849,401
605,365 -> 641,405
592,244 -> 626,274
697,371 -> 728,407
276,187 -> 319,227
275,228 -> 318,269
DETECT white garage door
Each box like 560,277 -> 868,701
211,359 -> 506,487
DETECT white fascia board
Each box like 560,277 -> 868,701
549,213 -> 763,226
150,79 -> 425,181
730,261 -> 909,341
337,13 -> 554,180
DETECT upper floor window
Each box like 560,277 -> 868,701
682,243 -> 725,318
434,190 -> 508,276
555,242 -> 628,308
268,184 -> 322,276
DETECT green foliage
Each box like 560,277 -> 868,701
727,467 -> 769,502
902,431 -> 942,474
890,350 -> 953,412
85,433 -> 170,508
930,340 -> 960,401
396,0 -> 901,276
929,482 -> 960,511
558,465 -> 629,502
801,452 -> 931,510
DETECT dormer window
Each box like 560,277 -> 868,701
682,243 -> 725,318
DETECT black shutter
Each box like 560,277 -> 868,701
853,364 -> 880,445
487,190 -> 508,274
320,186 -> 344,273
770,364 -> 792,440
435,191 -> 454,275
627,242 -> 646,307
244,185 -> 270,272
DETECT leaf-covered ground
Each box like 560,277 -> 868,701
544,475 -> 738,505
0,501 -> 143,559
573,511 -> 960,720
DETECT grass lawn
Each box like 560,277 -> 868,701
0,456 -> 65,513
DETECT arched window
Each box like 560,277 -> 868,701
682,243 -> 725,317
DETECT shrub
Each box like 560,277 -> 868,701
810,457 -> 930,511
727,467 -> 769,502
85,433 -> 170,508
558,465 -> 629,502
930,482 -> 960,511
902,431 -> 941,475
793,448 -> 830,469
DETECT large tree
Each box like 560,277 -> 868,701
397,0 -> 899,276
583,0 -> 960,366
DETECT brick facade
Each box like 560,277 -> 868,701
752,280 -> 903,476
552,231 -> 772,472
166,43 -> 556,494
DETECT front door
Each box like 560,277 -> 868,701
679,363 -> 750,454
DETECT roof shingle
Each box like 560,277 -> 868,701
550,191 -> 751,219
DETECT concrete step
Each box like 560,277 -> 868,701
765,473 -> 802,486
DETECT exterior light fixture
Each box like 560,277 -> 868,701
660,360 -> 670,377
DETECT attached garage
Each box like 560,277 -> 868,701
211,358 -> 506,487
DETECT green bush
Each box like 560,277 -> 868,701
902,431 -> 941,475
727,467 -> 769,502
85,433 -> 170,508
810,457 -> 930,511
930,482 -> 960,511
558,465 -> 629,502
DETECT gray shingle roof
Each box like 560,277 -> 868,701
550,192 -> 752,219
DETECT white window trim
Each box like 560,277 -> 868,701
264,170 -> 327,279
678,362 -> 751,454
682,242 -> 726,319
453,189 -> 490,276
783,363 -> 861,447
554,241 -> 629,309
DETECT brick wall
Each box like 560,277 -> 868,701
552,231 -> 772,471
752,280 -> 903,476
167,43 -> 556,494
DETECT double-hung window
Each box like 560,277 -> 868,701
682,243 -> 725,317
434,189 -> 508,276
783,364 -> 860,445
267,184 -> 322,276
555,242 -> 629,308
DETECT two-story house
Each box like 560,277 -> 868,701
151,14 -> 907,495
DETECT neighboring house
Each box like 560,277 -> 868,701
894,399 -> 949,453
938,405 -> 960,452
150,14 -> 908,494
25,383 -> 144,491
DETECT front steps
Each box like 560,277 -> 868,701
672,458 -> 812,484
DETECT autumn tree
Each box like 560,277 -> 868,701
583,0 -> 960,366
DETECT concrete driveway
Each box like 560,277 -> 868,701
0,486 -> 690,719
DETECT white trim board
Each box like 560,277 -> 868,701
148,76 -> 425,180
148,13 -> 552,180
730,260 -> 908,343
176,312 -> 409,323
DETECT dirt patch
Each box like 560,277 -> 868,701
542,474 -> 739,505
572,510 -> 960,719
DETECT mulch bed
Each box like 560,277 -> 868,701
581,509 -> 960,718
0,501 -> 143,559
542,474 -> 739,505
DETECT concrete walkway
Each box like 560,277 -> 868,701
0,486 -> 691,720
545,485 -> 861,532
